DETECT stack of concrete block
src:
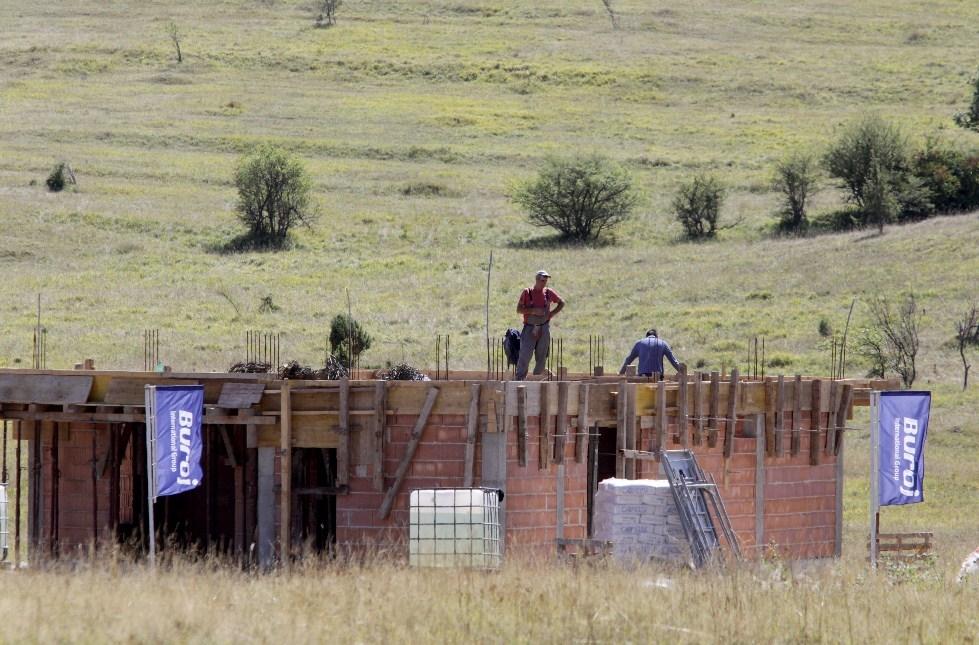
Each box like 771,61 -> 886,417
592,478 -> 691,565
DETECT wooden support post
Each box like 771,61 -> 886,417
693,372 -> 704,446
624,382 -> 636,478
775,375 -> 785,457
615,380 -> 626,477
379,386 -> 440,520
810,379 -> 822,466
554,382 -> 569,466
791,375 -> 802,456
825,380 -> 840,456
677,365 -> 688,448
754,414 -> 766,551
575,383 -> 589,464
654,378 -> 666,455
257,446 -> 275,568
337,377 -> 350,487
764,379 -> 776,457
834,423 -> 845,558
517,386 -> 528,467
707,371 -> 720,448
463,383 -> 480,486
724,369 -> 739,458
279,381 -> 292,568
14,421 -> 21,563
834,384 -> 853,456
540,383 -> 551,470
51,421 -> 60,557
373,381 -> 386,492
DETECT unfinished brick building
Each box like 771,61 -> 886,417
0,368 -> 899,565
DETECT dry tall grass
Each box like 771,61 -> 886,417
0,551 -> 976,643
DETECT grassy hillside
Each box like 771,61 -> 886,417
0,0 -> 977,571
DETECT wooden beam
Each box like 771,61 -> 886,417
764,379 -> 776,457
754,414 -> 765,550
677,365 -> 688,448
624,383 -> 636,478
373,381 -> 386,492
218,424 -> 238,468
775,375 -> 785,457
834,384 -> 853,456
692,372 -> 704,446
791,375 -> 802,456
337,378 -> 350,487
539,383 -> 551,470
654,378 -> 666,455
707,371 -> 720,448
517,385 -> 528,467
810,379 -> 822,466
554,382 -> 569,466
575,383 -> 589,463
724,369 -> 739,458
279,381 -> 292,568
615,381 -> 626,476
379,385 -> 440,520
825,380 -> 840,456
463,383 -> 480,486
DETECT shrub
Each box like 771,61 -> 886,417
233,144 -> 315,249
329,314 -> 372,369
46,162 -> 75,192
772,152 -> 818,232
954,67 -> 979,132
912,137 -> 979,213
509,155 -> 638,242
823,115 -> 931,226
672,174 -> 724,240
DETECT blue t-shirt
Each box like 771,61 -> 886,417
620,337 -> 680,375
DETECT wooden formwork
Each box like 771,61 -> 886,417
0,368 -> 900,564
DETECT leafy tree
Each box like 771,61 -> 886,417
233,144 -> 315,249
673,174 -> 725,240
772,152 -> 818,232
509,155 -> 638,242
823,115 -> 930,225
329,314 -> 371,370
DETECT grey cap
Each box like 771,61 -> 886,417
536,270 -> 551,278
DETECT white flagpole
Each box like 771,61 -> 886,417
144,386 -> 157,567
869,391 -> 880,570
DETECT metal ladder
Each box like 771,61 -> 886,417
661,450 -> 742,568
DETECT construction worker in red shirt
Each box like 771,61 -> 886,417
515,270 -> 565,380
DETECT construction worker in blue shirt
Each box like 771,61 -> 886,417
619,329 -> 682,378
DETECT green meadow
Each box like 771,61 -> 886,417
0,0 -> 977,637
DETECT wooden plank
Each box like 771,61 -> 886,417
791,375 -> 802,456
217,382 -> 266,408
834,384 -> 853,456
104,378 -> 196,405
764,380 -> 776,457
835,424 -> 844,558
517,386 -> 528,467
677,365 -> 688,448
0,374 -> 93,405
692,372 -> 704,446
619,448 -> 661,462
825,380 -> 840,456
279,381 -> 292,568
373,381 -> 386,492
775,375 -> 785,457
724,369 -> 739,458
810,379 -> 822,466
654,378 -> 666,455
218,425 -> 238,468
754,414 -> 765,549
554,382 -> 569,466
539,382 -> 551,470
463,383 -> 480,486
624,383 -> 636,478
379,385 -> 440,520
257,446 -> 275,568
615,380 -> 626,476
707,371 -> 720,448
575,383 -> 589,463
337,378 -> 350,487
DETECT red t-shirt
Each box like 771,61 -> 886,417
519,287 -> 561,324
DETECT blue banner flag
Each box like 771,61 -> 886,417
153,385 -> 204,497
878,391 -> 930,506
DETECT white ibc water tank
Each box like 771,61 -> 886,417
408,488 -> 502,569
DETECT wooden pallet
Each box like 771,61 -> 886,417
870,532 -> 933,562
